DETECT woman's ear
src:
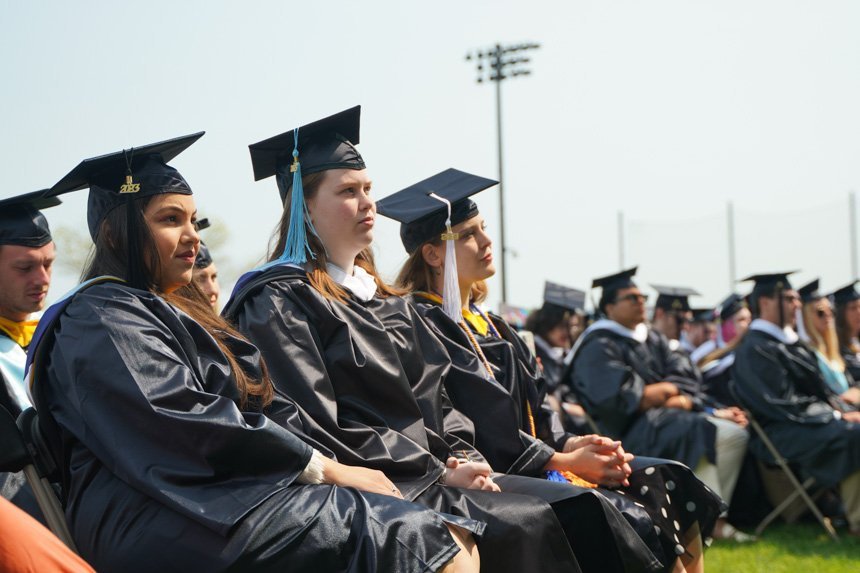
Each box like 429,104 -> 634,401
421,242 -> 443,270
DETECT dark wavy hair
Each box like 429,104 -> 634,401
82,196 -> 273,408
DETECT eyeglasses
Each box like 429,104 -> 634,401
614,293 -> 649,304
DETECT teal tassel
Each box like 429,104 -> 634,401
278,129 -> 318,265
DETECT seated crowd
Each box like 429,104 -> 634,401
0,107 -> 858,572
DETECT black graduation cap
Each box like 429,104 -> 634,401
543,281 -> 586,312
592,266 -> 639,311
48,132 -> 204,240
193,216 -> 214,269
691,307 -> 716,323
797,278 -> 822,304
740,271 -> 797,299
592,267 -> 638,291
651,284 -> 700,312
718,293 -> 747,321
0,190 -> 60,247
248,106 -> 364,203
195,243 -> 213,269
830,280 -> 860,306
376,168 -> 498,254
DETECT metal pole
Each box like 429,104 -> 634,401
727,201 -> 736,291
617,210 -> 625,268
851,191 -> 858,279
494,45 -> 508,304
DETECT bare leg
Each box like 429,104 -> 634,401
439,524 -> 480,573
680,522 -> 704,573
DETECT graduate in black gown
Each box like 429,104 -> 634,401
29,134 -> 483,573
191,217 -> 221,310
696,294 -> 752,408
525,282 -> 593,434
381,169 -> 728,572
0,190 -> 60,522
732,272 -> 860,535
833,281 -> 860,384
525,282 -> 584,392
564,268 -> 752,542
224,108 -> 599,573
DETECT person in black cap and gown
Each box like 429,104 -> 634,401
797,279 -> 860,406
684,308 -> 716,360
523,282 -> 592,433
0,190 -> 58,521
191,218 -> 221,310
833,280 -> 860,383
383,169 -> 731,572
732,271 -> 860,535
695,294 -> 752,407
32,132 -> 482,573
650,285 -> 697,353
524,281 -> 585,393
564,267 -> 751,542
224,108 -> 593,573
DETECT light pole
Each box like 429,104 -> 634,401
465,42 -> 540,304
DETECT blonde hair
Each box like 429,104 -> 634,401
802,302 -> 845,371
269,171 -> 402,303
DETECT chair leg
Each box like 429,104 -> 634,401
21,465 -> 79,552
750,417 -> 839,541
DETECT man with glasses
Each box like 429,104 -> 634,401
733,272 -> 860,536
650,285 -> 698,351
564,267 -> 751,541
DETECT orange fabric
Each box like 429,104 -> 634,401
0,497 -> 94,573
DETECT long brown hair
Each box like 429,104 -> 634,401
83,196 -> 273,408
394,239 -> 488,304
836,302 -> 860,354
269,171 -> 402,303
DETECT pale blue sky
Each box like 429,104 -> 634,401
3,1 -> 860,310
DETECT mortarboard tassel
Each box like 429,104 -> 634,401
428,193 -> 462,324
278,129 -> 318,265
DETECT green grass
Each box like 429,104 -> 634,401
705,523 -> 860,572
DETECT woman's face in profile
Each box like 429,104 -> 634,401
143,193 -> 199,294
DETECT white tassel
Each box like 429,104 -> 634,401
429,193 -> 463,323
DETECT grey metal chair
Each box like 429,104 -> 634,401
0,405 -> 78,551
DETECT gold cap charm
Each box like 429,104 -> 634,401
119,174 -> 140,194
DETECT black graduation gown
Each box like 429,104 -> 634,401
226,267 -> 585,573
733,329 -> 860,487
534,335 -> 565,393
413,300 -> 723,566
32,282 -> 468,573
700,354 -> 738,408
840,344 -> 860,382
566,325 -> 717,470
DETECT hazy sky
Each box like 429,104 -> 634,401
4,1 -> 860,310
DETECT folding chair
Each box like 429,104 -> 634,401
0,405 -> 78,551
729,381 -> 839,541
